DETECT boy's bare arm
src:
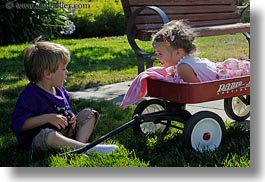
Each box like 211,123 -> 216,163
20,114 -> 68,131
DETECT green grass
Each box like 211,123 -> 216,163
0,34 -> 250,167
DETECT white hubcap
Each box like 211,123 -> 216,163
191,118 -> 222,152
232,97 -> 250,117
140,104 -> 166,134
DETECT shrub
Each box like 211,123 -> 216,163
0,0 -> 73,45
65,0 -> 126,39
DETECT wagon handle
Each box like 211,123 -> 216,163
59,114 -> 143,155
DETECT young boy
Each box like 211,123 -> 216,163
11,41 -> 118,157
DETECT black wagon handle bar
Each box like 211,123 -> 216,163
59,114 -> 143,155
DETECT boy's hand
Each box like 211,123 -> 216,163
68,113 -> 76,129
49,114 -> 68,130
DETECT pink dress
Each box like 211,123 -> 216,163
172,56 -> 250,83
120,56 -> 250,109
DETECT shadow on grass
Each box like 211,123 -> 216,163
63,46 -> 137,72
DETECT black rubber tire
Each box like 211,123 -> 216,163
224,95 -> 250,121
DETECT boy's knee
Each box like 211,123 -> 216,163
77,108 -> 99,119
76,107 -> 99,128
32,128 -> 56,153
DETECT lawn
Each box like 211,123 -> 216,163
0,34 -> 250,167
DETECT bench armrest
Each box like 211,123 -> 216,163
126,6 -> 169,56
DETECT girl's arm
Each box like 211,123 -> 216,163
177,63 -> 200,83
20,113 -> 68,131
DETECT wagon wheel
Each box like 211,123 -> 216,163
178,110 -> 192,121
183,111 -> 226,152
132,99 -> 170,135
224,95 -> 250,121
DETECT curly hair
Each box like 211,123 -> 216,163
151,20 -> 197,54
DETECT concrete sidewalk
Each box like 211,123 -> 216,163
69,81 -> 250,124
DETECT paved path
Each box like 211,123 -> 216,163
69,81 -> 250,125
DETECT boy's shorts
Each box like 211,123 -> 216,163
31,107 -> 99,154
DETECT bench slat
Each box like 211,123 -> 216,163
134,13 -> 240,24
136,19 -> 243,31
135,22 -> 249,40
130,5 -> 237,15
124,0 -> 236,7
193,23 -> 250,36
122,0 -> 237,17
191,19 -> 241,27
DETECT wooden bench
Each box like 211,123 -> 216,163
121,0 -> 250,74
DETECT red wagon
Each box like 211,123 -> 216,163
132,76 -> 250,152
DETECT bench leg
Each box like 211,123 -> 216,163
137,54 -> 155,74
247,38 -> 250,59
137,54 -> 145,74
146,56 -> 154,70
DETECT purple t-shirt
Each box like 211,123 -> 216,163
11,82 -> 73,150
